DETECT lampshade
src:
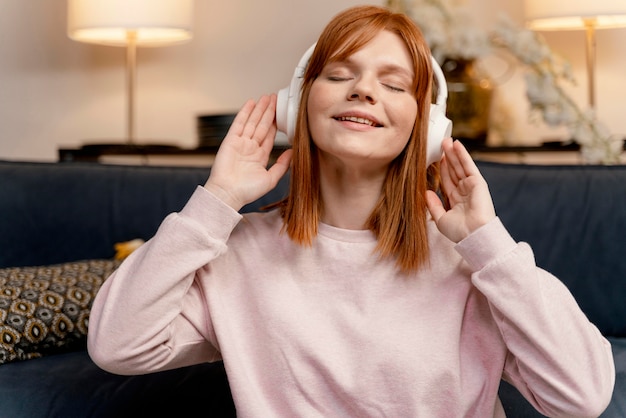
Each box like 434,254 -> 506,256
67,0 -> 193,47
524,0 -> 626,30
67,0 -> 194,145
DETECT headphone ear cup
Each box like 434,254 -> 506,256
427,55 -> 453,166
276,44 -> 317,144
427,103 -> 453,166
276,86 -> 293,142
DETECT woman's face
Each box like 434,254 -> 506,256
307,30 -> 418,170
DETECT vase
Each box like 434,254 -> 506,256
441,58 -> 493,149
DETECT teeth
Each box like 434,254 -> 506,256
338,116 -> 377,126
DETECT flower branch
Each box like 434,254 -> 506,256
388,0 -> 623,164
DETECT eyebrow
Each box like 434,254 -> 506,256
335,57 -> 414,80
380,64 -> 414,81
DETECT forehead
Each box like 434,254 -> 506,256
328,31 -> 415,75
330,29 -> 409,60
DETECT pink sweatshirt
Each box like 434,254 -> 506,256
88,186 -> 615,417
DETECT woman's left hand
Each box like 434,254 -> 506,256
425,138 -> 496,243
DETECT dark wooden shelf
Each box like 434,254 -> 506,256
58,143 -> 291,165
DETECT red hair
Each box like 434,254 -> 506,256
279,5 -> 441,273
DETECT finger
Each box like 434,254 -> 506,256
259,123 -> 278,157
266,148 -> 293,186
228,99 -> 256,137
442,139 -> 465,184
242,95 -> 272,140
425,189 -> 445,223
255,94 -> 278,149
438,155 -> 456,200
453,139 -> 481,178
442,138 -> 462,185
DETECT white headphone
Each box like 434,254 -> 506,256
276,43 -> 453,166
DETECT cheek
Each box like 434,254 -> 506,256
393,99 -> 418,140
307,82 -> 333,116
307,82 -> 334,140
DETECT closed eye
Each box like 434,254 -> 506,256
327,76 -> 352,82
383,83 -> 405,93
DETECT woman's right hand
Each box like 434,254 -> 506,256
204,94 -> 293,211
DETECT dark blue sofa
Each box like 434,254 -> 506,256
0,159 -> 623,417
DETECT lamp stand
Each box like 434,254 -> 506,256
583,18 -> 597,110
126,30 -> 137,144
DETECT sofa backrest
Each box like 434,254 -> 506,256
477,161 -> 626,338
1,159 -> 624,337
0,160 -> 288,269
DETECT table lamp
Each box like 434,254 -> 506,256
524,0 -> 626,110
67,0 -> 194,145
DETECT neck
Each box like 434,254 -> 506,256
318,157 -> 387,230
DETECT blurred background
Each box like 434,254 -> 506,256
0,0 -> 624,161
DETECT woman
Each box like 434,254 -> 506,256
88,5 -> 614,417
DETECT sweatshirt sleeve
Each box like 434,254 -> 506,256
87,186 -> 242,375
455,218 -> 615,418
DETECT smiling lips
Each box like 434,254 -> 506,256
334,115 -> 383,127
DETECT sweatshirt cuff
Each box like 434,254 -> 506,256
454,217 -> 517,271
179,185 -> 243,243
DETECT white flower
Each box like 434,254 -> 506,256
389,0 -> 623,164
402,0 -> 490,62
493,18 -> 550,67
524,73 -> 560,106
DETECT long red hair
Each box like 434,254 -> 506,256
279,5 -> 441,273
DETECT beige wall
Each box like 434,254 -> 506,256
0,0 -> 624,161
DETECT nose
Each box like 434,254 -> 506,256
348,75 -> 377,104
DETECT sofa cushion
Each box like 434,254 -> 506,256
0,259 -> 120,365
604,337 -> 626,417
0,351 -> 236,418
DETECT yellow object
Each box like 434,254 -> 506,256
114,238 -> 145,260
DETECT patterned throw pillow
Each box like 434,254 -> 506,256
0,259 -> 121,365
